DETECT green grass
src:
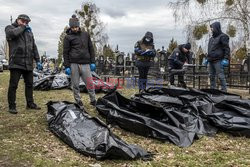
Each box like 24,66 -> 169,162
0,71 -> 250,167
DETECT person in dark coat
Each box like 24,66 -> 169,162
5,14 -> 42,114
207,21 -> 230,92
168,43 -> 192,88
134,31 -> 156,92
63,15 -> 96,107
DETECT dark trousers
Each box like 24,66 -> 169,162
8,69 -> 34,109
137,66 -> 150,91
169,69 -> 186,88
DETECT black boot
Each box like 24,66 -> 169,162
179,82 -> 187,89
26,103 -> 41,110
77,101 -> 85,110
169,82 -> 175,86
90,100 -> 96,106
9,108 -> 18,114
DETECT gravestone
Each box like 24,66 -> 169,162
115,52 -> 125,76
96,55 -> 104,75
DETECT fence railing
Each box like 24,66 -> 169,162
96,62 -> 250,92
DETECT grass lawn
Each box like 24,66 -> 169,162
0,71 -> 250,167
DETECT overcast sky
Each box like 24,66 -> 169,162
0,0 -> 187,57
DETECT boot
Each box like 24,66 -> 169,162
9,108 -> 18,114
26,103 -> 41,110
78,101 -> 85,110
90,100 -> 96,107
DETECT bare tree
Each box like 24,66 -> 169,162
169,0 -> 250,47
57,26 -> 68,67
0,40 -> 9,59
75,2 -> 108,54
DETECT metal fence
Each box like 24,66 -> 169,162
95,53 -> 250,92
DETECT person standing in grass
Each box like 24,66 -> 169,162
63,15 -> 96,108
5,14 -> 42,114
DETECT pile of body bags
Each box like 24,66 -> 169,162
46,86 -> 250,160
33,70 -> 116,93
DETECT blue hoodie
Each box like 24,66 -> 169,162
207,22 -> 230,62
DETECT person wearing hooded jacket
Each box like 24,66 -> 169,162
5,14 -> 42,114
63,15 -> 96,107
134,32 -> 156,92
207,21 -> 230,92
168,43 -> 192,88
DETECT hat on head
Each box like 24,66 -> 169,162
183,43 -> 191,50
17,14 -> 31,22
69,14 -> 80,28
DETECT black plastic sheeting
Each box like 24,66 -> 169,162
51,73 -> 70,89
33,70 -> 68,91
46,101 -> 152,160
96,87 -> 250,147
33,71 -> 116,93
33,75 -> 55,91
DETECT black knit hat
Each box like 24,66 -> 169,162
183,43 -> 191,50
69,14 -> 80,28
17,14 -> 31,22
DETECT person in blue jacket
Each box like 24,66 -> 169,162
207,21 -> 230,92
134,32 -> 156,92
168,43 -> 192,88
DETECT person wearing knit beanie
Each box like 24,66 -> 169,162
69,14 -> 80,28
63,14 -> 97,108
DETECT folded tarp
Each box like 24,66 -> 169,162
96,87 -> 250,147
46,101 -> 152,160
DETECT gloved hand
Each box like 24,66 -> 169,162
65,67 -> 71,75
135,48 -> 143,54
36,62 -> 43,70
203,58 -> 208,66
25,25 -> 32,33
90,63 -> 96,72
221,59 -> 229,67
141,50 -> 154,57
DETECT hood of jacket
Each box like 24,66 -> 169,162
210,22 -> 222,37
142,31 -> 154,44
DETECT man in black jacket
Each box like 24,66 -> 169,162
134,31 -> 156,92
5,14 -> 42,114
207,22 -> 230,92
63,15 -> 96,107
168,43 -> 192,88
